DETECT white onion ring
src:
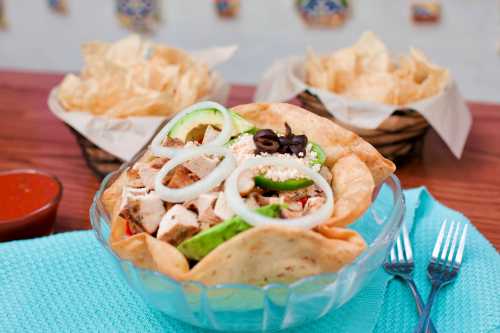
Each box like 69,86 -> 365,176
224,157 -> 334,229
154,146 -> 236,203
150,101 -> 233,158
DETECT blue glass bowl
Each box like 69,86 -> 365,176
90,169 -> 404,332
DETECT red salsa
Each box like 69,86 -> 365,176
0,172 -> 60,221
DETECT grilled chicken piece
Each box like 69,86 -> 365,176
149,157 -> 168,169
119,187 -> 148,210
213,192 -> 235,220
166,165 -> 200,189
162,137 -> 185,148
248,192 -> 281,206
183,154 -> 219,179
280,207 -> 304,219
157,204 -> 200,246
184,192 -> 221,229
237,170 -> 255,195
306,185 -> 324,198
119,209 -> 145,235
245,194 -> 260,209
126,167 -> 144,188
279,192 -> 304,218
132,156 -> 169,190
120,190 -> 165,234
304,196 -> 326,213
202,125 -> 220,144
131,163 -> 156,190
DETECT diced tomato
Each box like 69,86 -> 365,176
125,221 -> 133,236
299,197 -> 308,207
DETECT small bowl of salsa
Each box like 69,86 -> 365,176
0,169 -> 63,242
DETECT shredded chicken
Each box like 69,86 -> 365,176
157,205 -> 199,246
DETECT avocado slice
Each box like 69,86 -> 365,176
177,204 -> 281,261
168,108 -> 255,142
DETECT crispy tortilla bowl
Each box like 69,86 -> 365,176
300,31 -> 450,162
90,103 -> 404,331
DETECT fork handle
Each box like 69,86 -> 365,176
413,283 -> 441,333
404,278 -> 437,333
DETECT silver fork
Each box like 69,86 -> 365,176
383,224 -> 437,333
413,220 -> 468,333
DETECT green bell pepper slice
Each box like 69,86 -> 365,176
254,175 -> 314,191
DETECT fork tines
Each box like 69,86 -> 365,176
390,223 -> 413,264
430,220 -> 468,271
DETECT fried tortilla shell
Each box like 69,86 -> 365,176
111,219 -> 190,280
231,103 -> 395,185
108,206 -> 366,285
186,225 -> 366,285
322,153 -> 375,228
102,102 -> 392,285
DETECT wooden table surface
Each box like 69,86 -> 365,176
1,70 -> 499,249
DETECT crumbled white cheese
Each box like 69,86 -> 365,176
228,134 -> 256,165
229,134 -> 321,182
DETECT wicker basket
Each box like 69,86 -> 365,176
297,90 -> 429,162
67,119 -> 169,179
67,126 -> 124,179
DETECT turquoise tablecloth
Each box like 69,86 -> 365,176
1,188 -> 499,332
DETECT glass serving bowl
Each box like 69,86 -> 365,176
90,167 -> 404,332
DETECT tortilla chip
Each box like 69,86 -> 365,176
57,35 -> 213,118
304,31 -> 450,106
